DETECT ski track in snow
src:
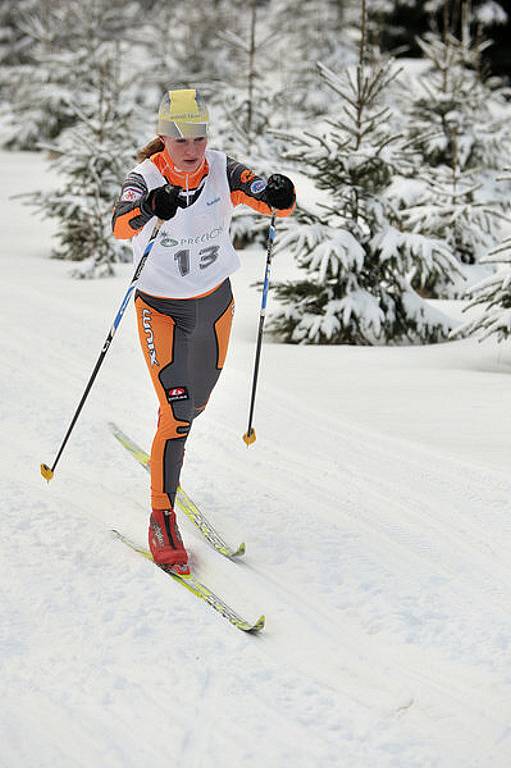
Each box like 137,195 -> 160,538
2,151 -> 511,767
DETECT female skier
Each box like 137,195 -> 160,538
112,88 -> 295,571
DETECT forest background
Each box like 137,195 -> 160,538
2,0 -> 511,346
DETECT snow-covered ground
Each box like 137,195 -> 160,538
2,151 -> 511,768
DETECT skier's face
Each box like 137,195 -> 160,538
163,136 -> 208,173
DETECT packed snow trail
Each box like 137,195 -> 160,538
2,151 -> 511,767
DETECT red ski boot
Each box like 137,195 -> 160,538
148,508 -> 190,574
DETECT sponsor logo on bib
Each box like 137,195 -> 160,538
160,235 -> 179,247
160,226 -> 224,248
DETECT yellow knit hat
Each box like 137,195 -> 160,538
157,88 -> 209,138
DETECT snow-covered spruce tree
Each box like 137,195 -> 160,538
371,0 -> 508,57
452,168 -> 511,341
30,45 -> 135,277
268,1 -> 460,345
1,1 -> 78,149
0,0 -> 36,104
210,0 -> 282,161
391,3 -> 511,297
268,0 -> 357,118
2,0 -> 139,149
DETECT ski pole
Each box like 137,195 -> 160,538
242,213 -> 277,446
40,215 -> 165,481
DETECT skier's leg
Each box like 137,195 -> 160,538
190,279 -> 235,420
134,284 -> 233,567
135,293 -> 194,510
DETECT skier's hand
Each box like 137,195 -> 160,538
265,174 -> 295,210
143,184 -> 180,220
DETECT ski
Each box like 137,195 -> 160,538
109,422 -> 245,559
112,530 -> 264,633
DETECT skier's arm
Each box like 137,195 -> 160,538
112,173 -> 153,240
226,157 -> 295,218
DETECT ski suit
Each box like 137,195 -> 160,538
112,147 -> 294,510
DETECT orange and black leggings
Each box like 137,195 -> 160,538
135,279 -> 235,510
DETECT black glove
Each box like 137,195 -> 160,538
142,184 -> 180,220
265,173 -> 295,210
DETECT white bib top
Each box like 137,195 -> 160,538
131,149 -> 240,298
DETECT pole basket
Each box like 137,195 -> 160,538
242,428 -> 257,446
40,463 -> 54,482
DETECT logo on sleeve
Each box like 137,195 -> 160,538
241,169 -> 256,184
250,179 -> 267,195
121,187 -> 142,202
